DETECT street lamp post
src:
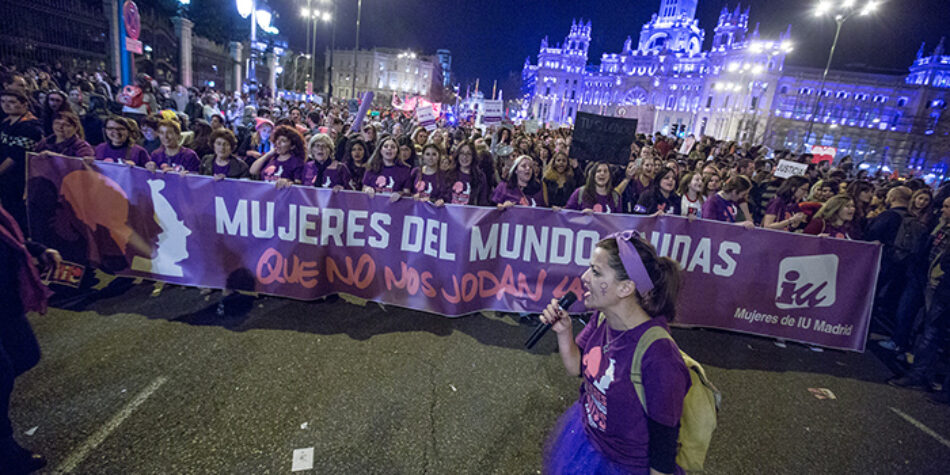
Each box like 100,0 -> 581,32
301,4 -> 332,100
802,0 -> 879,151
745,41 -> 794,144
328,0 -> 336,101
352,0 -> 362,99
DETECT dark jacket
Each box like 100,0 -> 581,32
200,154 -> 251,179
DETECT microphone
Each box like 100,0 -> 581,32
524,292 -> 578,349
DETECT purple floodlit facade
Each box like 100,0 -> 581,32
523,0 -> 950,175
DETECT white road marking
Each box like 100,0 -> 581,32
55,376 -> 169,473
889,406 -> 950,449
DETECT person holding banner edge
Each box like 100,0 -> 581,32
540,231 -> 689,474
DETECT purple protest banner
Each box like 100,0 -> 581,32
27,154 -> 882,351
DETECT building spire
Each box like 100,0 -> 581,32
935,37 -> 946,57
917,42 -> 926,60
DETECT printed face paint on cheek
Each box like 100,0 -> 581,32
599,282 -> 609,296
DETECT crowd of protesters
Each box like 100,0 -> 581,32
2,57 -> 950,474
1,62 -> 950,403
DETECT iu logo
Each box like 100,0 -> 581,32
775,255 -> 838,309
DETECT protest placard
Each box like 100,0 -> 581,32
570,112 -> 639,165
415,104 -> 437,131
774,159 -> 809,179
480,100 -> 503,124
811,145 -> 837,164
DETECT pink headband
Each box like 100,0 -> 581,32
607,230 -> 655,295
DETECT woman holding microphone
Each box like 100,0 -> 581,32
540,231 -> 690,474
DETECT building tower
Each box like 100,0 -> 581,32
563,19 -> 591,71
638,0 -> 704,55
712,3 -> 751,50
657,0 -> 698,21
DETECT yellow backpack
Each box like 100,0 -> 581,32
630,325 -> 722,471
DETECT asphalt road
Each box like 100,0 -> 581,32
8,280 -> 950,474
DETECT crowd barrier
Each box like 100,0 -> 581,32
27,154 -> 882,351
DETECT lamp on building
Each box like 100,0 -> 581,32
803,0 -> 879,151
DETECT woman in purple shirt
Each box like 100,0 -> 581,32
762,176 -> 808,231
93,117 -> 150,167
803,194 -> 855,239
148,119 -> 200,174
35,111 -> 94,158
249,125 -> 306,188
565,162 -> 621,214
303,133 -> 350,190
702,175 -> 755,230
491,155 -> 547,209
540,232 -> 690,474
361,136 -> 412,200
410,143 -> 446,205
443,141 -> 489,206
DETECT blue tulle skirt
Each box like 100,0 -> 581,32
543,402 -> 643,475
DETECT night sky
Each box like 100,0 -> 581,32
269,0 -> 950,96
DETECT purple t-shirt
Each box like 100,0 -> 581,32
410,167 -> 445,201
94,142 -> 150,167
823,222 -> 852,239
303,161 -> 352,189
565,188 -> 620,213
575,314 -> 690,473
445,170 -> 488,206
260,154 -> 305,182
36,135 -> 94,158
491,182 -> 547,207
212,161 -> 230,176
362,164 -> 413,193
702,193 -> 738,222
151,147 -> 201,173
765,196 -> 801,223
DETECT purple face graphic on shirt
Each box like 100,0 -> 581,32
593,204 -> 603,213
453,181 -> 464,193
375,176 -> 386,187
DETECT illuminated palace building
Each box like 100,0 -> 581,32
522,0 -> 950,174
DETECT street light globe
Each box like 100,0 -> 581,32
861,1 -> 879,15
255,9 -> 272,30
728,62 -> 739,72
322,12 -> 331,22
236,0 -> 253,18
300,7 -> 310,18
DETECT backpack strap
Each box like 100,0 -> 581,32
631,325 -> 675,416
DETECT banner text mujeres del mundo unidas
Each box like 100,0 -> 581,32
28,154 -> 882,351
